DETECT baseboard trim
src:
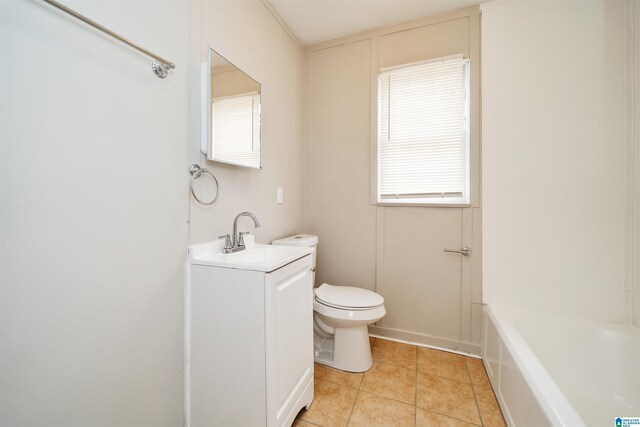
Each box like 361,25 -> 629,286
368,325 -> 481,357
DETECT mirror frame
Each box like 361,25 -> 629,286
200,45 -> 262,170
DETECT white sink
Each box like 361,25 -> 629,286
188,237 -> 313,272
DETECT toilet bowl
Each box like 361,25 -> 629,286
313,283 -> 385,372
272,234 -> 386,373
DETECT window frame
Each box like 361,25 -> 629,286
375,55 -> 472,207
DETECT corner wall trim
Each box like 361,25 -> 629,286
261,0 -> 304,50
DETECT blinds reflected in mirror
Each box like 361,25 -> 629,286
211,93 -> 261,169
378,56 -> 469,203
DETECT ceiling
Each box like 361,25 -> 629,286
268,0 -> 482,46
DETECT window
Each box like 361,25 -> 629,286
212,92 -> 261,168
378,56 -> 470,205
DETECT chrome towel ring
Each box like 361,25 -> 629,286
189,164 -> 219,206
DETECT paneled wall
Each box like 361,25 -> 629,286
305,39 -> 378,293
189,1 -> 305,246
482,0 -> 629,323
0,0 -> 305,425
305,8 -> 483,353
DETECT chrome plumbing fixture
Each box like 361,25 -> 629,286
218,212 -> 261,254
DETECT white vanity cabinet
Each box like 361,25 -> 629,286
185,253 -> 314,427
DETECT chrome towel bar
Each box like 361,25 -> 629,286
41,0 -> 176,78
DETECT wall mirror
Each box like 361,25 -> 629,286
202,46 -> 261,169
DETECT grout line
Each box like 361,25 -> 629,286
474,380 -> 508,422
358,389 -> 416,410
414,345 -> 418,427
470,377 -> 484,426
297,419 -> 322,427
477,369 -> 506,421
431,410 -> 483,426
414,345 -> 418,405
345,389 -> 359,426
464,355 -> 484,426
358,390 -> 417,408
313,374 -> 361,391
418,372 -> 474,387
370,359 -> 417,371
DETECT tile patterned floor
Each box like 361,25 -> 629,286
294,337 -> 506,427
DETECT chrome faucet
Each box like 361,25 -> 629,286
218,211 -> 261,254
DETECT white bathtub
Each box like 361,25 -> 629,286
482,305 -> 640,427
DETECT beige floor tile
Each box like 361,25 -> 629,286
417,348 -> 470,383
315,363 -> 363,389
299,379 -> 358,427
465,358 -> 490,388
348,391 -> 416,427
416,408 -> 480,427
371,338 -> 417,369
479,411 -> 507,427
360,361 -> 417,404
473,384 -> 502,416
369,337 -> 376,349
293,418 -> 321,427
416,372 -> 481,425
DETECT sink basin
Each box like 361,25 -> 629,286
188,239 -> 313,272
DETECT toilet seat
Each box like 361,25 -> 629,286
314,299 -> 386,323
315,283 -> 384,310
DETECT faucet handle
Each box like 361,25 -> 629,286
217,234 -> 233,251
238,231 -> 250,247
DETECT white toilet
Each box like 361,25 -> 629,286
272,234 -> 386,372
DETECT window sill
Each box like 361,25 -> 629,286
375,201 -> 471,208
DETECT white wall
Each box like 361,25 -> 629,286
1,0 -> 190,425
0,0 -> 304,425
189,1 -> 305,246
482,0 -> 628,323
630,0 -> 640,327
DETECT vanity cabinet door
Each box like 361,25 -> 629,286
265,255 -> 314,427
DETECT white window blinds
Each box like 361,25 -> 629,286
378,56 -> 469,204
212,93 -> 261,168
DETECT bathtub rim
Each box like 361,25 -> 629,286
484,305 -> 585,427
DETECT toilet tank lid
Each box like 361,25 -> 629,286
272,234 -> 318,247
315,283 -> 384,309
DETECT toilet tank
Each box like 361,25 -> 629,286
272,234 -> 318,285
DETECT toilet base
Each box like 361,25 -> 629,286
313,325 -> 373,372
